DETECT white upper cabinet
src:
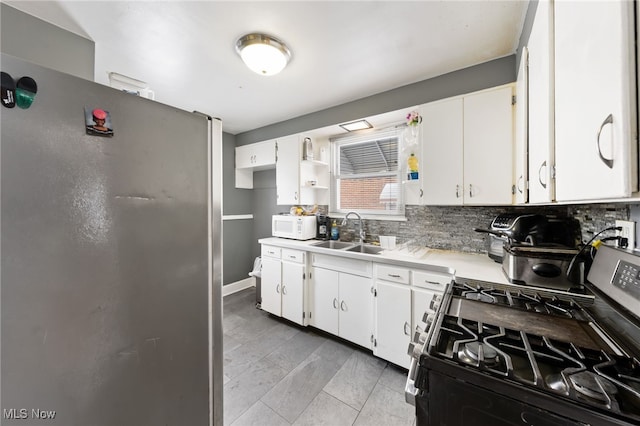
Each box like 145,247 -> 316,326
554,0 -> 637,201
411,85 -> 514,206
236,140 -> 276,169
235,139 -> 277,188
514,47 -> 529,204
275,134 -> 301,205
462,85 -> 515,205
420,98 -> 464,205
276,134 -> 329,205
527,0 -> 555,203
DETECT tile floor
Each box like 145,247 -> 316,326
223,288 -> 417,426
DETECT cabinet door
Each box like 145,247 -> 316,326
375,281 -> 411,369
309,267 -> 339,335
261,257 -> 282,316
528,0 -> 555,203
421,98 -> 464,205
252,140 -> 277,169
282,260 -> 305,325
554,0 -> 636,201
235,144 -> 254,169
276,135 -> 301,205
514,46 -> 528,204
338,273 -> 373,349
463,86 -> 514,205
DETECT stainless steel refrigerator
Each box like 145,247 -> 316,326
1,53 -> 223,425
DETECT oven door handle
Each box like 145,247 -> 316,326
404,357 -> 420,406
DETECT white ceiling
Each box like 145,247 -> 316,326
6,1 -> 529,135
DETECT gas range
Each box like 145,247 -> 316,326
406,245 -> 640,426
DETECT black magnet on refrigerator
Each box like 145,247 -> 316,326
1,71 -> 16,108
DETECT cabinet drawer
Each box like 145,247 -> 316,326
262,245 -> 281,259
281,249 -> 304,263
375,264 -> 410,285
412,270 -> 451,291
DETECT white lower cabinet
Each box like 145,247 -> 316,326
373,265 -> 450,368
310,267 -> 373,349
373,264 -> 411,368
261,246 -> 306,326
374,280 -> 411,369
309,267 -> 340,335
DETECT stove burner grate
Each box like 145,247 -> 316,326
458,341 -> 500,367
430,314 -> 640,420
454,280 -> 589,320
569,371 -> 618,403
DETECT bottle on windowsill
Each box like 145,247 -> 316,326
330,220 -> 339,240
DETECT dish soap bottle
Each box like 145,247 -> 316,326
330,220 -> 339,240
407,153 -> 419,180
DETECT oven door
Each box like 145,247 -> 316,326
424,370 -> 585,426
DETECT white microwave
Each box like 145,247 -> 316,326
272,215 -> 317,240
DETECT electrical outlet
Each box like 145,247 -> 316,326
615,220 -> 636,249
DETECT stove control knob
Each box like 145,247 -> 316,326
407,342 -> 423,359
407,342 -> 424,359
413,329 -> 428,345
429,295 -> 442,311
412,327 -> 424,342
424,313 -> 435,328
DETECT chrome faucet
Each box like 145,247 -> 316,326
341,211 -> 365,245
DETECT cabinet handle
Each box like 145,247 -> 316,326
289,255 -> 297,259
469,184 -> 473,198
276,284 -> 280,294
404,321 -> 410,336
294,191 -> 298,201
340,300 -> 347,311
425,280 -> 442,286
388,273 -> 401,278
596,113 -> 614,169
282,285 -> 287,295
333,298 -> 338,309
455,184 -> 460,198
419,189 -> 424,198
517,175 -> 524,194
538,161 -> 547,189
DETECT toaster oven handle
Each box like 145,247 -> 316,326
532,263 -> 562,278
473,228 -> 508,238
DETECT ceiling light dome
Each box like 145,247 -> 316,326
235,33 -> 291,76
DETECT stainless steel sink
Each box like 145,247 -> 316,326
311,240 -> 354,249
345,244 -> 383,255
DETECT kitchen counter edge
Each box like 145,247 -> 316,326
258,237 -> 509,284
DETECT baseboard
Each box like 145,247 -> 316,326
223,277 -> 255,297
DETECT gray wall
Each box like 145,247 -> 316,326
222,132 -> 256,285
516,0 -> 539,71
235,55 -> 516,146
1,3 -> 94,81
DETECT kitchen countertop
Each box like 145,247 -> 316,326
258,237 -> 510,284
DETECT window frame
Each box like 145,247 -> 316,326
330,127 -> 405,217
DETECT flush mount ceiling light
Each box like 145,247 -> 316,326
235,33 -> 291,76
339,119 -> 373,132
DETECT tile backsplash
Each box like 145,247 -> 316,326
337,204 -> 635,253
